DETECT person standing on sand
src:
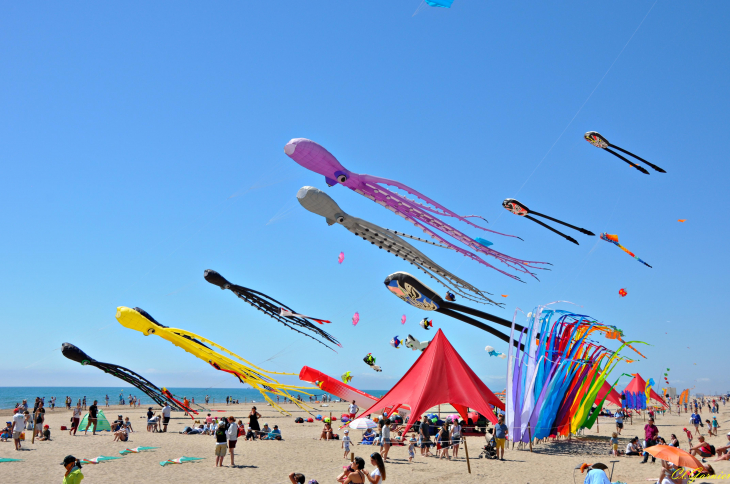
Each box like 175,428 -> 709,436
494,414 -> 509,461
12,409 -> 26,451
84,400 -> 98,435
225,416 -> 238,467
419,416 -> 432,457
348,401 -> 359,421
161,403 -> 171,432
70,403 -> 82,436
641,419 -> 659,464
615,409 -> 625,435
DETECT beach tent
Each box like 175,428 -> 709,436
79,409 -> 111,432
595,380 -> 623,408
355,329 -> 504,435
622,374 -> 668,410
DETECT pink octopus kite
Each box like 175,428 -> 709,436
284,138 -> 548,281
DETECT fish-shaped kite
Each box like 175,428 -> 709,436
338,252 -> 345,264
585,131 -> 666,175
80,456 -> 122,465
420,318 -> 433,330
160,457 -> 204,467
600,233 -> 652,268
390,336 -> 402,348
445,292 -> 456,302
363,353 -> 382,372
502,198 -> 594,245
119,447 -> 159,455
341,371 -> 353,384
352,312 -> 360,326
485,345 -> 507,359
404,334 -> 429,352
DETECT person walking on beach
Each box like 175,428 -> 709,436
691,411 -> 702,436
84,400 -> 99,435
225,416 -> 238,467
342,429 -> 351,458
69,402 -> 81,436
12,410 -> 26,451
615,409 -> 624,435
33,401 -> 45,439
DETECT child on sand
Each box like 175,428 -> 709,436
342,430 -> 351,458
408,435 -> 416,462
610,432 -> 619,456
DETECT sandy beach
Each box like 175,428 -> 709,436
2,400 -> 728,483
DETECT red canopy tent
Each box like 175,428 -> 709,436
595,380 -> 623,407
355,329 -> 504,435
623,373 -> 668,408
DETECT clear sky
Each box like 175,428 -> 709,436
2,1 -> 728,396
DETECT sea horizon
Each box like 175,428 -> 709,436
0,386 -> 389,410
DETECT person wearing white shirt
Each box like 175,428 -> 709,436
11,411 -> 26,451
348,401 -> 359,420
161,404 -> 171,432
225,417 -> 238,467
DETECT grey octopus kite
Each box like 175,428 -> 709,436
297,186 -> 502,306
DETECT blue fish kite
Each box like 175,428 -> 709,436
485,345 -> 506,359
390,336 -> 402,348
425,0 -> 453,7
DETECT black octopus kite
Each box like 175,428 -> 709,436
61,342 -> 182,410
204,269 -> 341,351
502,198 -> 595,245
585,131 -> 666,175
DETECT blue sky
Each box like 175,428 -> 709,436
2,1 -> 728,396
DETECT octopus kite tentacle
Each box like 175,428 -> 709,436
61,343 -> 183,410
285,139 -> 549,280
204,269 -> 341,351
297,186 -> 502,306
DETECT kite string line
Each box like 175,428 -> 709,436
494,0 -> 659,226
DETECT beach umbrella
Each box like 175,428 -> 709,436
644,445 -> 701,468
349,418 -> 377,430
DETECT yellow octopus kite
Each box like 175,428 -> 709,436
115,306 -> 314,415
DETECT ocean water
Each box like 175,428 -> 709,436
0,387 -> 388,410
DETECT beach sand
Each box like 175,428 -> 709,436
1,401 -> 728,483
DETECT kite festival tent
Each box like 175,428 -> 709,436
595,380 -> 623,408
622,373 -> 668,410
355,329 -> 504,435
79,409 -> 112,432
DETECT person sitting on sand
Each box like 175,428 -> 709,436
320,420 -> 333,441
689,436 -> 713,460
364,452 -> 386,483
264,425 -> 281,440
289,472 -> 306,484
38,425 -> 51,441
669,434 -> 680,448
113,425 -> 128,442
713,433 -> 730,461
260,423 -> 271,437
656,460 -> 689,484
337,456 -> 366,483
1,422 -> 11,442
625,437 -> 641,456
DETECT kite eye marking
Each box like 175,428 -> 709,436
81,359 -> 90,366
334,171 -> 348,184
337,216 -> 345,223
